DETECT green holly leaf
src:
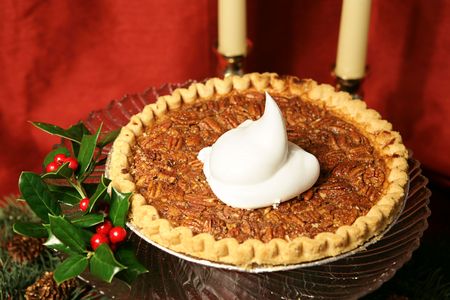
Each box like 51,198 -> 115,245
115,244 -> 148,285
97,129 -> 120,148
19,172 -> 61,223
109,188 -> 131,227
89,244 -> 126,283
48,185 -> 81,206
79,228 -> 94,245
103,192 -> 111,204
82,183 -> 99,197
43,224 -> 79,255
66,122 -> 91,142
71,213 -> 104,228
31,122 -> 88,144
41,162 -> 73,179
49,215 -> 88,254
71,141 -> 81,157
13,222 -> 48,238
88,175 -> 111,213
54,254 -> 89,285
77,124 -> 102,177
31,122 -> 74,140
43,147 -> 71,168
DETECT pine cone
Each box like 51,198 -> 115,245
25,271 -> 78,300
6,234 -> 45,263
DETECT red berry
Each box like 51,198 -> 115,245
53,153 -> 67,165
90,233 -> 109,251
109,226 -> 127,244
65,157 -> 79,170
79,198 -> 90,212
46,161 -> 59,173
96,220 -> 113,235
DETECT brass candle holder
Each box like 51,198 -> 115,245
217,55 -> 245,77
335,76 -> 364,99
214,40 -> 252,78
332,66 -> 367,100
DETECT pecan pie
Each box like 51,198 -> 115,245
109,73 -> 408,267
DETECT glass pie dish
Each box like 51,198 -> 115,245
82,82 -> 431,299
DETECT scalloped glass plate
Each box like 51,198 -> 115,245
82,82 -> 431,299
125,188 -> 407,274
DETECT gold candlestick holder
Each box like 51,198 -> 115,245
217,55 -> 245,77
332,66 -> 367,99
335,76 -> 364,99
214,40 -> 252,78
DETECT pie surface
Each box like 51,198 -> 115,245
109,73 -> 408,267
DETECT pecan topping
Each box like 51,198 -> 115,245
131,92 -> 388,242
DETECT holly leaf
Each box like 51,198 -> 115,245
82,183 -> 99,198
41,162 -> 73,179
54,254 -> 89,285
79,228 -> 94,245
66,122 -> 91,142
71,141 -> 81,158
71,213 -> 104,228
97,129 -> 120,148
31,122 -> 85,144
88,175 -> 111,212
115,244 -> 148,285
13,222 -> 48,238
31,122 -> 73,140
43,147 -> 71,168
77,124 -> 102,177
103,192 -> 111,204
43,224 -> 79,255
49,215 -> 88,254
89,244 -> 126,283
19,172 -> 61,223
109,188 -> 131,227
68,123 -> 91,157
48,185 -> 81,206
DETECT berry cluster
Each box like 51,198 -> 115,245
79,195 -> 126,251
46,152 -> 128,252
76,189 -> 126,252
45,153 -> 79,173
90,220 -> 127,251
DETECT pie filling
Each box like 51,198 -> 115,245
130,91 -> 387,243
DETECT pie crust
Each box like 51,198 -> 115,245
108,73 -> 408,267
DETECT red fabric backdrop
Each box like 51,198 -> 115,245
1,0 -> 449,196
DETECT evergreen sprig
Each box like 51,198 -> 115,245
0,245 -> 61,300
0,197 -> 110,299
12,121 -> 147,286
0,197 -> 58,299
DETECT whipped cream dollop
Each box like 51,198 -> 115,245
197,92 -> 320,210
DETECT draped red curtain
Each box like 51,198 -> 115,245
1,0 -> 449,196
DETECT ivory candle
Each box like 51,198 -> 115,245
218,0 -> 247,57
335,0 -> 372,79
